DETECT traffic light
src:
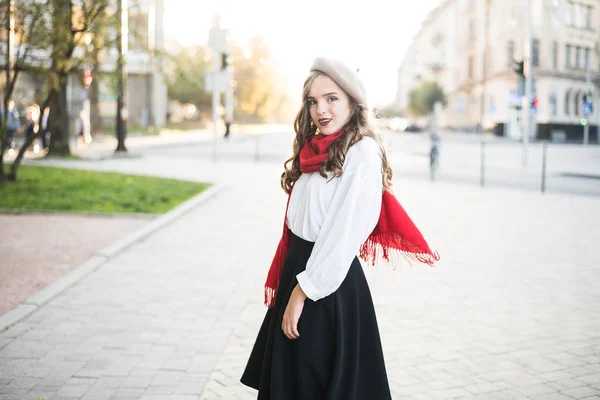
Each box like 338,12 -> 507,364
531,96 -> 539,110
221,53 -> 229,70
83,70 -> 93,88
583,99 -> 593,117
513,60 -> 525,79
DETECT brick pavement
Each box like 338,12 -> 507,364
200,177 -> 600,400
1,131 -> 600,399
0,158 -> 287,399
0,214 -> 150,316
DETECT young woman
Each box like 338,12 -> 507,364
241,57 -> 439,400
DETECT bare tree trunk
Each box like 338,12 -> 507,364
47,77 -> 71,156
9,130 -> 37,181
115,0 -> 127,152
9,98 -> 50,180
47,0 -> 72,157
0,125 -> 7,183
1,0 -> 16,183
89,44 -> 102,135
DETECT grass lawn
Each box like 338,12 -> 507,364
0,165 -> 210,214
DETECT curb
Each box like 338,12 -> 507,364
0,209 -> 157,219
0,183 -> 226,333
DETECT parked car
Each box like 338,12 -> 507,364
404,124 -> 422,133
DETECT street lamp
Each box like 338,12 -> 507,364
115,0 -> 128,153
522,0 -> 533,166
4,0 -> 15,122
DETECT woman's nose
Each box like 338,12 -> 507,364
317,100 -> 328,114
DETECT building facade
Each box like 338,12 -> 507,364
396,0 -> 600,141
92,0 -> 167,131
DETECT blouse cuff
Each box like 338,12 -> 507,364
296,271 -> 322,302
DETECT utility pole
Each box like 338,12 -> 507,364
583,68 -> 591,145
4,0 -> 15,120
479,0 -> 489,135
115,0 -> 128,153
597,40 -> 600,142
208,16 -> 225,160
522,0 -> 533,166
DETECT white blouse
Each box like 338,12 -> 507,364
287,137 -> 383,302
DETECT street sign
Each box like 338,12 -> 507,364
208,27 -> 226,53
582,101 -> 593,117
508,91 -> 522,106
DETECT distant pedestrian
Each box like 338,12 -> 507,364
429,130 -> 441,172
240,57 -> 439,399
76,111 -> 89,150
40,107 -> 50,151
24,103 -> 40,152
5,100 -> 20,151
224,116 -> 231,139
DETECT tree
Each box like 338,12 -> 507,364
0,0 -> 107,182
407,81 -> 446,116
230,37 -> 285,123
376,106 -> 403,119
46,0 -> 107,157
164,37 -> 291,124
0,0 -> 52,181
165,45 -> 212,114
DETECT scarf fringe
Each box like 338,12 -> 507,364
359,233 -> 440,268
265,287 -> 277,309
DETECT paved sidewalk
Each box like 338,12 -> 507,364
0,214 -> 150,316
1,131 -> 599,399
198,177 -> 600,400
0,154 -> 287,399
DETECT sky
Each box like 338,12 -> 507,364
164,0 -> 440,108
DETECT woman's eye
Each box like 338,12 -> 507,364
308,99 -> 316,105
327,97 -> 337,102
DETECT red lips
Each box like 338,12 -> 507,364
318,118 -> 331,126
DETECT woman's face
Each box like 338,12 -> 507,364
307,74 -> 352,135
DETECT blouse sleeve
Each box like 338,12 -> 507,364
296,139 -> 383,301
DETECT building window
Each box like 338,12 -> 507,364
552,0 -> 560,26
565,91 -> 570,115
552,41 -> 558,70
510,5 -> 518,23
574,92 -> 580,116
566,45 -> 571,68
574,3 -> 584,27
567,3 -> 594,29
508,40 -> 515,68
550,92 -> 557,116
575,47 -> 581,69
469,20 -> 475,40
566,2 -> 574,26
584,48 -> 590,71
532,39 -> 540,67
585,6 -> 592,28
468,56 -> 474,79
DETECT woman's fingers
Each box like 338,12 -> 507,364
282,319 -> 290,339
282,317 -> 299,340
282,289 -> 306,340
291,320 -> 300,338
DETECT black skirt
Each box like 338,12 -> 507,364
241,232 -> 392,400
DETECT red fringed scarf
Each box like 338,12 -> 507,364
264,129 -> 439,307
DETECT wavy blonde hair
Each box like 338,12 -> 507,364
280,70 -> 393,194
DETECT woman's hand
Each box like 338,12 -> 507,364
282,284 -> 307,339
